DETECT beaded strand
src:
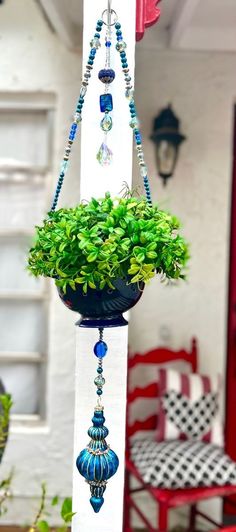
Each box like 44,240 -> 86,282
93,327 -> 107,407
115,21 -> 152,205
50,19 -> 104,211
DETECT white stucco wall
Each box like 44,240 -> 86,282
0,0 -> 81,524
130,47 -> 235,378
0,0 -> 235,528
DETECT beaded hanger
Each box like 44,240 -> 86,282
50,1 -> 153,513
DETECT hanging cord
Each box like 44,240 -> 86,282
50,18 -> 104,212
50,10 -> 152,212
115,21 -> 152,205
107,0 -> 112,26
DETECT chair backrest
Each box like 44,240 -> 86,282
127,337 -> 198,439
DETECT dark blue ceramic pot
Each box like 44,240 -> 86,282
57,277 -> 144,328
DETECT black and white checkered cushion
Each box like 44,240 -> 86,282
131,439 -> 236,489
162,390 -> 218,439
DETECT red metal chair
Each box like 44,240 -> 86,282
124,338 -> 236,531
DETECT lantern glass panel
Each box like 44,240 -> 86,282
156,140 -> 178,178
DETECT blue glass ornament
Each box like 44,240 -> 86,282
94,340 -> 108,358
100,93 -> 113,112
76,408 -> 119,513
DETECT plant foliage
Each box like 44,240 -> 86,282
28,483 -> 75,532
28,193 -> 189,293
0,394 -> 12,452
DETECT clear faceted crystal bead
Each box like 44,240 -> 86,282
125,88 -> 134,100
90,37 -> 101,49
80,86 -> 87,97
140,165 -> 148,177
74,112 -> 82,124
94,375 -> 105,388
97,142 -> 113,166
116,41 -> 127,52
100,114 -> 113,132
129,117 -> 139,129
60,160 -> 69,173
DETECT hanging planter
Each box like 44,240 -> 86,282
57,276 -> 144,328
28,194 -> 188,328
27,5 -> 189,514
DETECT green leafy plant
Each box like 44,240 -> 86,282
28,193 -> 189,294
0,395 -> 14,517
29,483 -> 75,532
0,394 -> 13,454
0,470 -> 13,517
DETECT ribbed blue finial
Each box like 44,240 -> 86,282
76,408 -> 119,512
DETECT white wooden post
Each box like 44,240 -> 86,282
72,1 -> 136,531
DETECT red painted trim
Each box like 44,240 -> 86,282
127,414 -> 158,437
136,0 -> 161,42
128,382 -> 158,403
128,338 -> 198,371
225,105 -> 236,515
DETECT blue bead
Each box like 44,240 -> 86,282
94,33 -> 100,38
97,367 -> 103,374
105,41 -> 111,47
96,26 -> 102,32
116,30 -> 122,35
97,19 -> 103,26
98,69 -> 115,84
117,36 -> 122,41
97,389 -> 103,396
120,52 -> 126,58
94,341 -> 108,358
90,48 -> 96,55
115,22 -> 121,29
100,93 -> 113,112
69,135 -> 75,141
88,60 -> 94,65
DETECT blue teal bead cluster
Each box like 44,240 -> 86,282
97,18 -> 114,165
93,330 -> 107,397
76,408 -> 119,513
51,19 -> 103,211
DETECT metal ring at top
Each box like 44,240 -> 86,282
102,9 -> 118,26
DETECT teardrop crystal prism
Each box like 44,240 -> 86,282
100,114 -> 113,132
96,142 -> 113,167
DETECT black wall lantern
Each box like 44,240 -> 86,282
150,104 -> 186,185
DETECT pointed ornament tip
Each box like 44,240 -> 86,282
90,496 -> 104,513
